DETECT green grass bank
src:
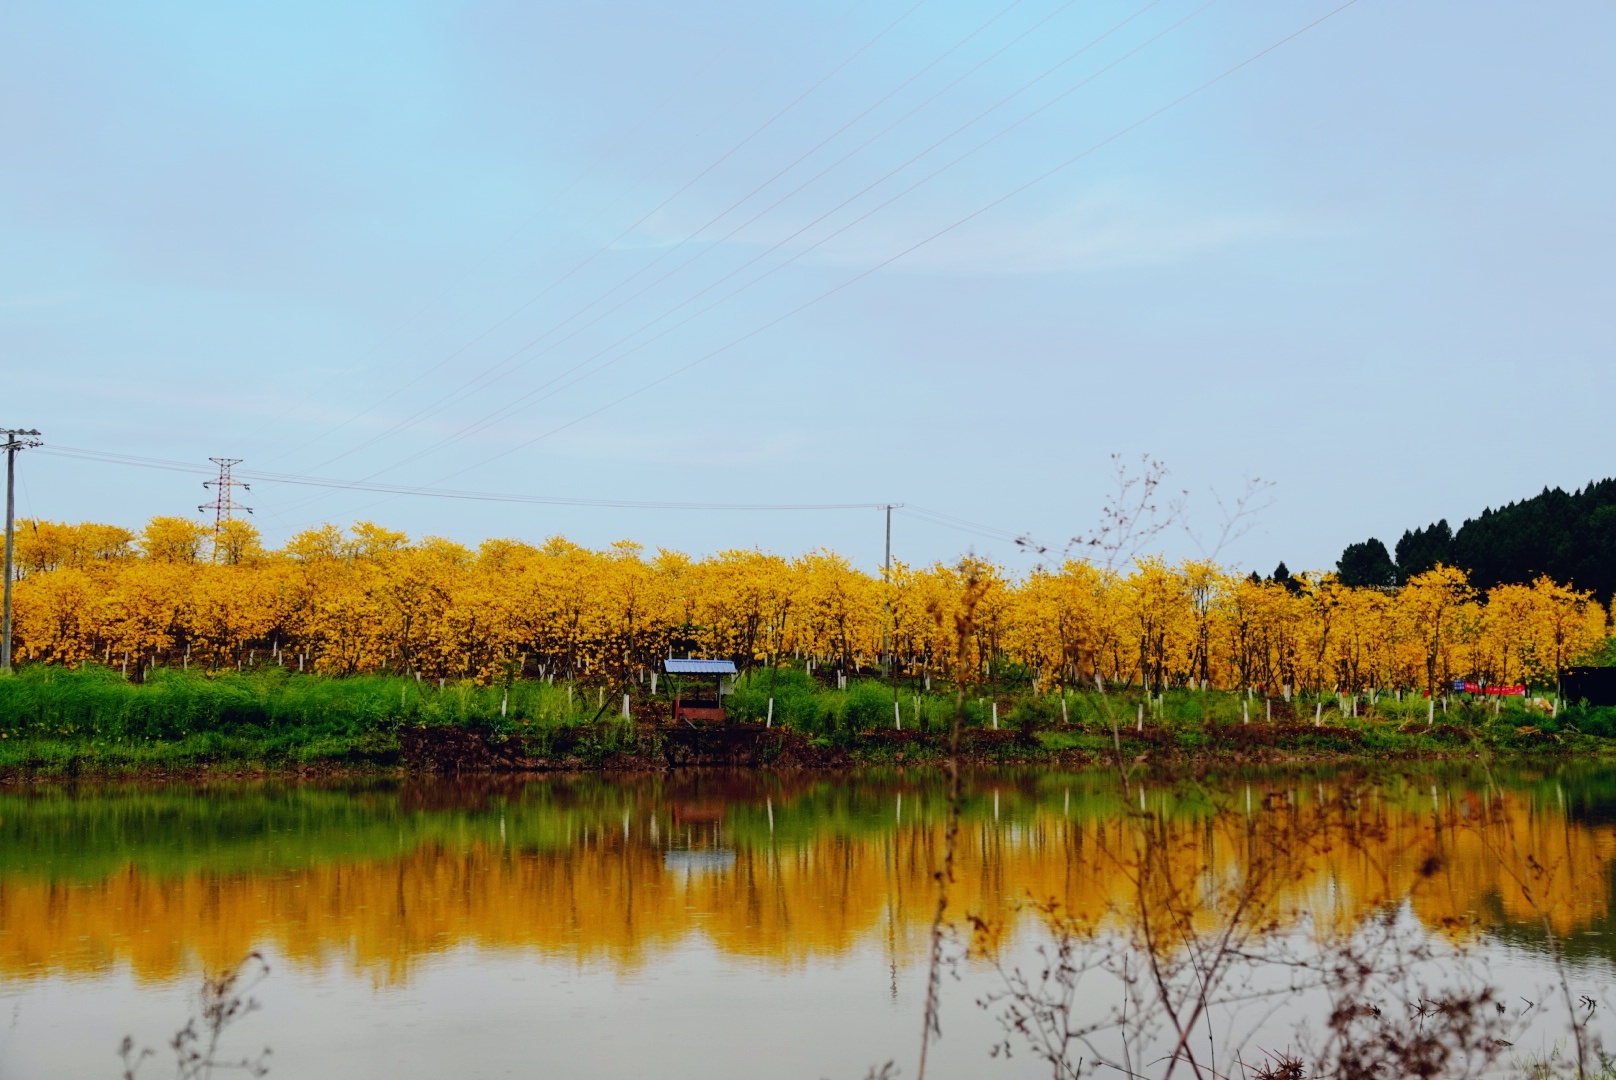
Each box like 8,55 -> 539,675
1,663 -> 1614,777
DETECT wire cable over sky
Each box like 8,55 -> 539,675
325,0 -> 1362,522
261,0 -> 932,473
271,0 -> 1082,483
39,446 -> 1043,549
336,0 -> 1155,473
235,3 -> 779,460
898,505 -> 1026,546
35,445 -> 893,513
264,0 -> 1201,526
28,0 -> 1362,558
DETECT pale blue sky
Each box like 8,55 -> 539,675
3,1 -> 1612,573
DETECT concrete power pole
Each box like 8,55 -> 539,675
2,428 -> 43,674
880,503 -> 901,678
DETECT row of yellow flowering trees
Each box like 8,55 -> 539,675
9,517 -> 1611,696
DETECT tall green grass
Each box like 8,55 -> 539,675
0,664 -> 641,770
0,664 -> 629,741
3,662 -> 1615,771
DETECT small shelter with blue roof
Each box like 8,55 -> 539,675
663,658 -> 737,724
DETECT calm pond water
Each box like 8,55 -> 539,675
3,766 -> 1616,1079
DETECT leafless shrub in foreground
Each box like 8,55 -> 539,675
1311,911 -> 1514,1080
967,786 -> 1535,1080
119,952 -> 271,1080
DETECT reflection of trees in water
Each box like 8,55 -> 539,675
0,769 -> 1614,993
965,780 -> 1609,1079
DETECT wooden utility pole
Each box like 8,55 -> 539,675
1,428 -> 42,674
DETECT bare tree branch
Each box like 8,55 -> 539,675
1019,455 -> 1274,572
1183,475 -> 1278,563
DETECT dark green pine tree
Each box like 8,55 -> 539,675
1387,480 -> 1616,600
1450,479 -> 1616,600
1336,538 -> 1397,587
1394,520 -> 1453,582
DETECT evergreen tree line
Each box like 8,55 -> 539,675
1335,478 -> 1616,601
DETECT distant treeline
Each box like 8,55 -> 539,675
1338,478 -> 1616,600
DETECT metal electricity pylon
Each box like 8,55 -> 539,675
2,428 -> 43,673
200,457 -> 252,532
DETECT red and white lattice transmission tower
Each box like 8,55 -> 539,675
199,457 -> 252,531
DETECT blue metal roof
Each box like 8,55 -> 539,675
664,658 -> 737,675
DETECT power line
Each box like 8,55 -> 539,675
39,444 -> 1043,543
42,445 -> 1049,589
267,0 -> 933,479
260,6 -> 1115,529
403,0 -> 1364,491
161,0 -> 1358,539
899,505 -> 1026,545
334,0 -> 1163,471
36,445 -> 891,512
246,2 -> 864,464
321,0 -> 1321,524
281,0 -> 1052,481
276,0 -> 1192,519
309,0 -> 1096,478
39,442 -> 1044,562
263,0 -> 1308,532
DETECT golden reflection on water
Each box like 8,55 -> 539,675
1,769 -> 1613,986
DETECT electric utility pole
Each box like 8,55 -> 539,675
881,503 -> 901,677
199,457 -> 252,531
2,428 -> 42,674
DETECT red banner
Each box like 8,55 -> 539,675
1457,681 -> 1525,696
